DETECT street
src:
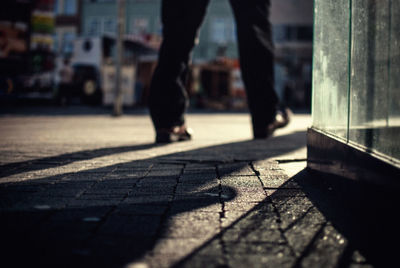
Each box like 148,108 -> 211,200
0,106 -> 397,267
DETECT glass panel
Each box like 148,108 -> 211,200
388,0 -> 400,159
349,0 -> 399,160
312,0 -> 350,140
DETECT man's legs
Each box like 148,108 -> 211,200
149,0 -> 210,131
229,0 -> 282,136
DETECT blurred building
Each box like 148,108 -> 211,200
53,0 -> 82,87
78,0 -> 313,108
80,0 -> 312,60
54,0 -> 81,58
1,0 -> 56,99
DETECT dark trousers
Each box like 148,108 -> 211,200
149,0 -> 278,130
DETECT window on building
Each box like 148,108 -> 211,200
53,32 -> 59,52
64,0 -> 77,15
154,17 -> 162,35
273,25 -> 286,43
62,32 -> 75,55
273,25 -> 313,43
54,0 -> 60,15
130,18 -> 149,35
297,26 -> 313,41
210,18 -> 235,44
103,17 -> 116,34
87,17 -> 101,36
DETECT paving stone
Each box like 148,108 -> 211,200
267,188 -> 307,198
123,194 -> 172,205
223,186 -> 266,202
173,245 -> 226,268
169,200 -> 222,213
222,203 -> 281,242
11,195 -> 72,210
282,209 -> 327,256
300,224 -> 347,268
223,201 -> 259,212
151,238 -> 218,255
115,204 -> 168,216
226,248 -> 296,268
221,176 -> 262,187
132,185 -> 176,195
259,174 -> 301,188
349,264 -> 374,268
180,172 -> 217,184
49,206 -> 111,221
175,183 -> 219,196
67,198 -> 122,208
137,176 -> 178,187
273,196 -> 324,230
3,111 -> 387,268
252,159 -> 282,175
161,215 -> 220,238
98,214 -> 161,237
86,234 -> 156,268
148,169 -> 182,177
218,162 -> 255,176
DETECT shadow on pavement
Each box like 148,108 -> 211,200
174,170 -> 399,267
0,143 -> 162,179
1,130 -> 365,268
0,130 -> 306,179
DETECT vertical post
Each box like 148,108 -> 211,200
113,0 -> 125,116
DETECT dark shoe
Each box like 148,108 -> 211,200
155,125 -> 193,143
253,108 -> 292,139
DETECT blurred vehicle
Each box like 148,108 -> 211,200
68,35 -> 157,105
0,0 -> 55,100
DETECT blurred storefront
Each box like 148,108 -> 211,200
0,0 -> 56,100
1,0 -> 313,107
80,0 -> 313,109
53,0 -> 81,85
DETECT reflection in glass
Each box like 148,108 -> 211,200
312,0 -> 400,162
312,0 -> 350,140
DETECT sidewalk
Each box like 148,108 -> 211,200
0,107 -> 396,267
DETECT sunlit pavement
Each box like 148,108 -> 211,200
0,106 -> 397,267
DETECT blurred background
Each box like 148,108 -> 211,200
0,0 -> 313,111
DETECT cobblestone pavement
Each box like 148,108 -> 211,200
0,107 -> 397,268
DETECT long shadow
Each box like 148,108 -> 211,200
297,170 -> 399,267
173,170 -> 399,267
0,143 -> 162,179
0,131 -> 307,268
0,130 -> 306,179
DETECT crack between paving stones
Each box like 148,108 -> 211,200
72,165 -> 120,200
215,164 -> 229,267
55,163 -> 155,253
151,163 -> 186,247
22,166 -> 113,235
86,164 -> 155,238
281,206 -> 315,233
15,166 -> 123,249
250,162 -> 298,259
276,159 -> 307,164
10,171 -> 78,237
292,222 -> 328,267
172,161 -> 298,268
